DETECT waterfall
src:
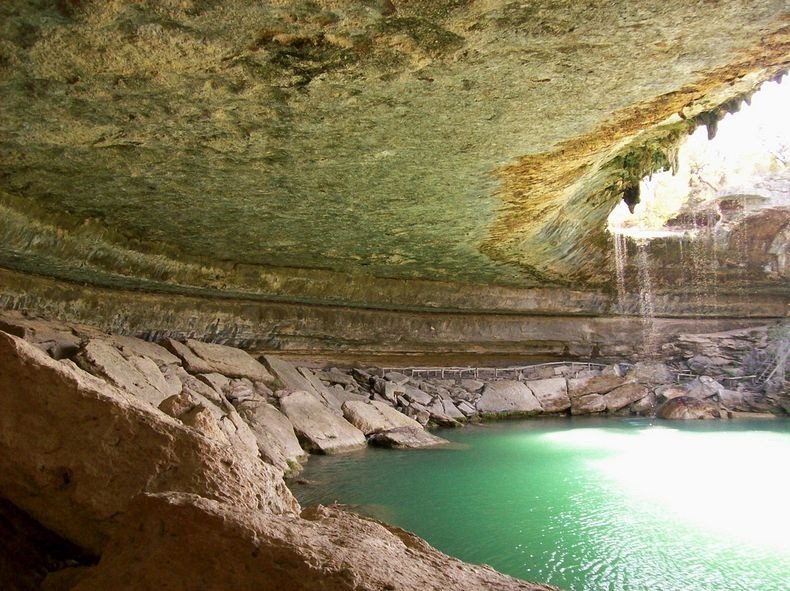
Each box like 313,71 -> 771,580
613,232 -> 628,314
636,240 -> 657,356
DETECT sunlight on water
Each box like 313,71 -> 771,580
543,427 -> 790,555
292,419 -> 790,591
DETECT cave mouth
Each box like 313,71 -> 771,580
607,76 -> 789,239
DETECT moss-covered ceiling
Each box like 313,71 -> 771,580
0,1 -> 788,310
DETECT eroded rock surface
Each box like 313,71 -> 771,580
476,380 -> 542,415
280,390 -> 367,454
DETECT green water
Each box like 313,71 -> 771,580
290,418 -> 790,591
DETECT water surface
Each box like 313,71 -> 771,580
290,418 -> 790,591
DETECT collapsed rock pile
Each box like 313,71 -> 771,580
0,311 -> 554,591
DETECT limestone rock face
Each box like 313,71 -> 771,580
59,492 -> 551,591
342,400 -> 422,435
526,378 -> 570,413
279,390 -> 366,454
476,381 -> 542,415
0,331 -> 298,554
235,400 -> 306,474
657,396 -> 721,420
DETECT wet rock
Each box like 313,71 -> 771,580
525,377 -> 570,413
0,331 -> 298,554
368,427 -> 449,449
279,391 -> 366,454
342,400 -> 422,435
62,493 -> 546,591
603,383 -> 649,411
235,400 -> 306,474
571,393 -> 606,415
657,396 -> 720,420
476,381 -> 542,415
75,340 -> 172,407
630,391 -> 657,415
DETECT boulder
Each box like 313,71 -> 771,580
655,384 -> 689,402
459,379 -> 485,393
570,393 -> 606,415
107,335 -> 181,367
627,361 -> 675,385
342,400 -> 422,435
196,372 -> 231,394
60,493 -> 549,591
630,391 -> 658,415
525,378 -> 570,413
567,374 -> 628,398
163,338 -> 215,374
368,427 -> 449,449
601,364 -> 625,377
686,376 -> 725,399
476,381 -> 542,415
404,403 -> 431,426
174,367 -> 223,404
314,369 -> 356,387
603,383 -> 649,411
427,400 -> 462,427
456,400 -> 478,417
75,339 -> 172,407
441,400 -> 466,420
235,400 -> 306,474
372,377 -> 405,404
182,339 -> 274,382
298,368 -> 343,414
0,331 -> 298,554
279,391 -> 366,454
383,371 -> 411,385
657,396 -> 721,420
403,384 -> 433,405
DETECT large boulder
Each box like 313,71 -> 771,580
235,400 -> 307,474
476,381 -> 542,415
342,400 -> 423,435
279,391 -> 366,454
0,331 -> 298,554
657,396 -> 721,420
263,355 -> 340,411
57,492 -> 551,591
567,374 -> 628,398
74,339 -> 173,407
368,427 -> 449,449
525,378 -> 570,413
0,311 -> 88,360
172,339 -> 274,382
602,383 -> 649,411
106,335 -> 181,367
570,393 -> 606,415
685,376 -> 725,399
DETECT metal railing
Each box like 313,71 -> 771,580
379,361 -> 612,380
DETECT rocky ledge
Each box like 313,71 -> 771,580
0,310 -> 786,589
0,310 -> 557,591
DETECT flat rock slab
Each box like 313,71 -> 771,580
263,356 -> 340,413
236,400 -> 306,474
342,400 -> 422,435
279,391 -> 366,454
368,427 -> 449,449
568,375 -> 628,398
603,383 -> 649,411
525,377 -> 570,413
75,339 -> 172,407
181,340 -> 274,382
476,380 -> 542,415
107,335 -> 181,367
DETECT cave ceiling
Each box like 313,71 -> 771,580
0,1 -> 788,312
